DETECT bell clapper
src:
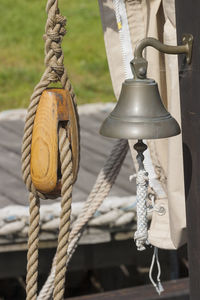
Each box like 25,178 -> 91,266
133,140 -> 149,251
133,140 -> 147,170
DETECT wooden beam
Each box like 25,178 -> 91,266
0,240 -> 170,279
175,1 -> 200,299
0,240 -> 144,278
66,278 -> 189,300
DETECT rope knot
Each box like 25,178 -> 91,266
22,1 -> 78,297
44,10 -> 67,81
134,231 -> 149,251
55,14 -> 66,26
136,170 -> 148,186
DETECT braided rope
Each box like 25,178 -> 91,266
133,148 -> 149,251
38,139 -> 128,300
53,127 -> 73,300
134,168 -> 149,251
21,1 -> 77,299
22,0 -> 75,198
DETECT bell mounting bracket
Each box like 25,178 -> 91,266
131,33 -> 193,79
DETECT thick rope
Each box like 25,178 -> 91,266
26,193 -> 40,300
133,141 -> 149,251
23,1 -> 129,299
22,1 -> 76,299
53,127 -> 73,300
69,139 -> 128,243
38,139 -> 128,300
134,168 -> 149,251
22,0 -> 76,199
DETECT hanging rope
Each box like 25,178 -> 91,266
22,1 -> 129,299
53,127 -> 73,300
26,194 -> 40,300
21,1 -> 76,299
134,167 -> 149,251
133,140 -> 149,251
38,139 -> 128,300
22,0 -> 75,199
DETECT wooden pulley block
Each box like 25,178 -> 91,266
30,88 -> 79,197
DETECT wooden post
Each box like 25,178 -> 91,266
175,1 -> 200,299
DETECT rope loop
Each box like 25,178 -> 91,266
21,0 -> 72,199
22,1 -> 129,300
22,1 -> 78,299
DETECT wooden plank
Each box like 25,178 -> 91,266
79,148 -> 134,195
175,2 -> 200,299
75,165 -> 130,198
66,278 -> 189,300
80,112 -> 107,131
81,138 -> 113,161
0,149 -> 21,180
0,194 -> 13,207
74,166 -> 99,194
89,111 -> 111,126
0,176 -> 28,206
0,126 -> 22,147
0,120 -> 24,137
72,189 -> 88,203
80,129 -> 133,168
0,239 -> 167,278
0,142 -> 21,156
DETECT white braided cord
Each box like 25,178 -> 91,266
134,168 -> 149,251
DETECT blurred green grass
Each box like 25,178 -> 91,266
0,0 -> 115,111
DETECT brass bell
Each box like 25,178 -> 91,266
100,77 -> 181,139
99,33 -> 194,140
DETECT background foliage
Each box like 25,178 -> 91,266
0,0 -> 115,111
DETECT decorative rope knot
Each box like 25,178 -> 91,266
55,14 -> 67,26
21,2 -> 79,298
136,169 -> 148,186
134,231 -> 149,251
44,9 -> 66,81
134,146 -> 149,251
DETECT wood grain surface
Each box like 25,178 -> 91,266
66,278 -> 189,300
31,90 -> 60,193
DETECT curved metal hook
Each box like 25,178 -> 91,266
131,34 -> 193,79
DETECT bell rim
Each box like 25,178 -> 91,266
100,115 -> 181,140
